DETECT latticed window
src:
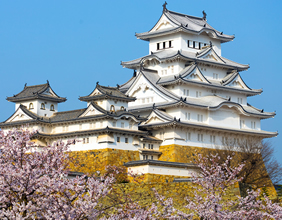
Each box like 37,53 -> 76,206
29,103 -> 34,110
41,103 -> 45,110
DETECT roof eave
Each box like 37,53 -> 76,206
6,96 -> 67,103
139,121 -> 277,138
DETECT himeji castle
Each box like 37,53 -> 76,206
0,4 -> 277,177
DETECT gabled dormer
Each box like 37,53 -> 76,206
79,82 -> 136,112
6,81 -> 66,117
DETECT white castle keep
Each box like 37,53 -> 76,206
0,4 -> 276,177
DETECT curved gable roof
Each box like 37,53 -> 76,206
7,82 -> 66,103
79,83 -> 135,102
122,49 -> 249,71
136,9 -> 234,43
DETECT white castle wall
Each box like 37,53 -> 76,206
129,164 -> 197,177
149,32 -> 221,55
15,100 -> 58,117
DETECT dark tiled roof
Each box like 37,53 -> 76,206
49,102 -> 145,123
124,160 -> 197,169
32,127 -> 149,139
140,135 -> 163,142
119,76 -> 137,93
7,82 -> 66,103
136,9 -> 234,43
139,69 -> 180,101
0,102 -> 146,127
139,118 -> 278,138
157,64 -> 262,95
50,109 -> 87,123
128,96 -> 275,118
79,83 -> 135,102
138,149 -> 162,155
121,49 -> 249,71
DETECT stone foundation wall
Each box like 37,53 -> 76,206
67,145 -> 277,199
68,148 -> 139,175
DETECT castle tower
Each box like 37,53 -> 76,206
120,5 -> 276,153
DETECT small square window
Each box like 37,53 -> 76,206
125,138 -> 128,143
117,137 -> 120,142
143,143 -> 145,149
151,156 -> 154,160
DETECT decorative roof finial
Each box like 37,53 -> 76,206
24,83 -> 27,88
46,80 -> 49,85
133,70 -> 136,77
202,10 -> 207,20
162,1 -> 167,12
96,81 -> 99,85
116,84 -> 120,89
209,41 -> 213,47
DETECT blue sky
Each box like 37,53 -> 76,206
0,1 -> 281,166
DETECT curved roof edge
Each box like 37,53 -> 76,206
136,9 -> 234,43
7,82 -> 66,103
139,119 -> 278,138
121,49 -> 249,71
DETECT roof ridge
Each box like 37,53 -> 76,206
52,108 -> 86,116
167,10 -> 203,21
25,83 -> 48,88
99,85 -> 119,90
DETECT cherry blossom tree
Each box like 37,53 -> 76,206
0,128 -> 281,219
0,128 -> 175,219
0,128 -> 121,219
178,154 -> 282,220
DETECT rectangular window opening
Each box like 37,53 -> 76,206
186,132 -> 191,141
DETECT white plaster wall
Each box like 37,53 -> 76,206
167,107 -> 207,123
240,115 -> 261,130
149,32 -> 222,56
106,100 -> 129,111
128,164 -> 197,177
15,100 -> 58,117
180,32 -> 222,55
145,60 -> 186,78
149,33 -> 180,53
199,65 -> 227,81
209,108 -> 239,129
127,74 -> 173,107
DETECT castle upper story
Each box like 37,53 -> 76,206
136,4 -> 234,56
